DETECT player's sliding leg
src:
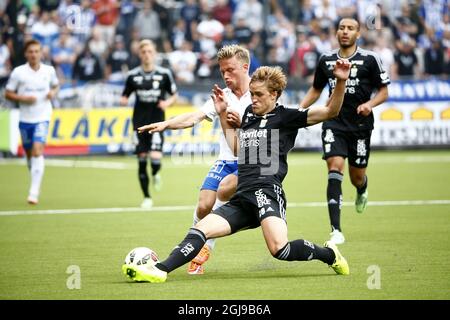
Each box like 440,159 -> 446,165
262,216 -> 349,275
131,214 -> 232,283
188,189 -> 216,275
138,154 -> 152,209
189,173 -> 238,274
326,157 -> 345,244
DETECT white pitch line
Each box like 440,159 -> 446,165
0,200 -> 449,216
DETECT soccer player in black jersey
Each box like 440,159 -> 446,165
122,60 -> 352,283
299,18 -> 390,245
120,40 -> 178,209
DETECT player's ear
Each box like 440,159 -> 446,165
242,63 -> 249,72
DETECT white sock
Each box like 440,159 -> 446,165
192,208 -> 200,226
205,199 -> 228,251
29,156 -> 44,198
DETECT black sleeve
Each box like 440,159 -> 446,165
312,56 -> 328,90
281,107 -> 309,130
163,69 -> 177,95
122,75 -> 134,97
369,53 -> 390,88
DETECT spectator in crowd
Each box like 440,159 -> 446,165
91,0 -> 119,46
105,35 -> 130,82
133,0 -> 162,48
72,44 -> 104,83
116,0 -> 139,46
31,10 -> 59,49
0,33 -> 10,87
393,38 -> 419,79
168,40 -> 198,84
424,38 -> 445,78
51,29 -> 77,83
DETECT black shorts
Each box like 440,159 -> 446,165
213,185 -> 287,234
321,128 -> 372,168
134,131 -> 164,154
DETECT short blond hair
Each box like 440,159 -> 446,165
139,39 -> 156,51
217,44 -> 250,65
250,66 -> 287,99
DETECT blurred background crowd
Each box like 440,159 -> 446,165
0,0 -> 449,90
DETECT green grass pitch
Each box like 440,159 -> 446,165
0,150 -> 449,300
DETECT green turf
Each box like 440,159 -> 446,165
0,150 -> 449,300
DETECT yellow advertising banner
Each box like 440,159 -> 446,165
46,106 -> 219,147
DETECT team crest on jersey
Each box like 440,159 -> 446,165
134,76 -> 143,84
259,119 -> 267,127
350,65 -> 358,77
152,81 -> 160,89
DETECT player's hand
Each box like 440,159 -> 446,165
158,100 -> 171,110
211,84 -> 228,115
227,110 -> 241,128
46,91 -> 57,100
21,96 -> 37,104
120,96 -> 128,106
356,102 -> 372,116
333,59 -> 351,80
138,122 -> 167,133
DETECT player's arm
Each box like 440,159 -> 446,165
356,85 -> 389,116
357,53 -> 391,116
306,59 -> 351,125
5,90 -> 37,104
299,86 -> 323,109
138,110 -> 207,133
46,84 -> 59,100
211,84 -> 239,156
158,92 -> 178,110
299,56 -> 327,109
4,69 -> 36,104
120,74 -> 134,106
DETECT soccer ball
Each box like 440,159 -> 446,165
124,247 -> 159,268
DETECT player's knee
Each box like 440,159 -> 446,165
217,177 -> 237,202
350,174 -> 365,187
196,202 -> 213,219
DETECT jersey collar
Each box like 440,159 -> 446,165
337,46 -> 359,60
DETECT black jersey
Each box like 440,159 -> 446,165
237,104 -> 309,192
122,66 -> 177,129
313,47 -> 390,131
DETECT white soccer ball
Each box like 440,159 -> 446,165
124,247 -> 159,267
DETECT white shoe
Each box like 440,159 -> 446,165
140,198 -> 153,209
27,194 -> 38,205
153,173 -> 162,192
329,229 -> 345,245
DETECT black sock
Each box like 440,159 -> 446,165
156,228 -> 206,273
151,159 -> 161,176
274,239 -> 335,265
138,157 -> 150,198
327,170 -> 343,232
357,175 -> 368,195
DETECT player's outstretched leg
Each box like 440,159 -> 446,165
273,239 -> 349,275
130,228 -> 207,283
188,199 -> 224,275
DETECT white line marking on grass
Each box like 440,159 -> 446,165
1,200 -> 449,216
1,154 -> 450,170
